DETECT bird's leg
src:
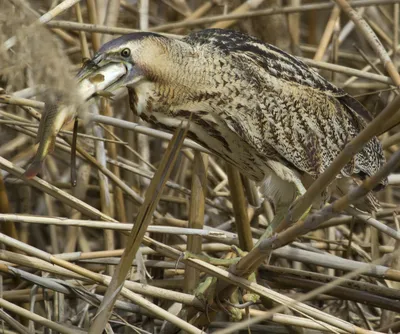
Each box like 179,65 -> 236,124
194,276 -> 217,304
255,177 -> 308,246
189,247 -> 259,321
183,250 -> 241,267
255,205 -> 289,246
187,175 -> 309,320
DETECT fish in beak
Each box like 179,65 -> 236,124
24,62 -> 128,179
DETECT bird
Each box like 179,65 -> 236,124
75,28 -> 386,229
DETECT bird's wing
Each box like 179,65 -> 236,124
216,80 -> 385,185
186,30 -> 384,181
184,28 -> 373,122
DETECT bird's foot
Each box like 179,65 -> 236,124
193,274 -> 259,322
255,195 -> 312,248
185,247 -> 260,321
183,247 -> 242,267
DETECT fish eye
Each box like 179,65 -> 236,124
121,48 -> 131,58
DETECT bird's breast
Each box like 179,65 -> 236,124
138,105 -> 271,182
128,77 -> 278,182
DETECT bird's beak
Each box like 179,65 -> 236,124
76,56 -> 129,100
76,54 -> 106,82
76,54 -> 140,100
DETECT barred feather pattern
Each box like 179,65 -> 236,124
97,28 -> 387,210
181,29 -> 386,188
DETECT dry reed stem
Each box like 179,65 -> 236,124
85,0 -> 100,52
215,250 -> 398,334
2,1 -> 400,332
314,6 -> 341,61
0,173 -> 17,246
101,0 -> 121,44
103,103 -> 127,224
0,232 -> 203,334
210,0 -> 265,30
172,1 -> 214,34
259,150 -> 400,257
89,114 -> 209,153
92,105 -> 115,275
335,0 -> 400,86
82,0 -> 115,270
303,58 -> 394,85
226,165 -> 253,251
150,0 -> 400,32
394,3 -> 399,61
0,214 -> 226,238
38,0 -> 82,24
0,250 -> 204,308
0,298 -> 83,334
89,124 -> 190,333
46,20 -> 181,38
74,2 -> 89,60
0,119 -> 127,143
184,152 -> 208,294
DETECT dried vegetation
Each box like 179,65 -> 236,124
1,0 -> 400,333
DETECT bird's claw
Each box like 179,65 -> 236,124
186,249 -> 260,322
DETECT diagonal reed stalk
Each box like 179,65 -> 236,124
89,122 -> 192,333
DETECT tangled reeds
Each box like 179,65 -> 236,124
1,0 -> 400,333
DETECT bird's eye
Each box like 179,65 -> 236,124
121,48 -> 131,57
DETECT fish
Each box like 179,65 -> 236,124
24,103 -> 75,178
89,73 -> 105,84
24,63 -> 127,178
94,90 -> 115,100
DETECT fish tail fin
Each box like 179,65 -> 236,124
23,160 -> 43,179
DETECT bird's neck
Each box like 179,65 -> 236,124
144,40 -> 210,100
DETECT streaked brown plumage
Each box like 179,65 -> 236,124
78,29 -> 387,212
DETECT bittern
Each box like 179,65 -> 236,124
34,29 -> 387,231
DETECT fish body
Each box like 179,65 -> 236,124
24,63 -> 127,178
24,103 -> 75,178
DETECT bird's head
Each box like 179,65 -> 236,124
77,32 -> 181,93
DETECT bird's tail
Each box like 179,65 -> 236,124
334,177 -> 380,212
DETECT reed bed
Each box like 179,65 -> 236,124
1,0 -> 400,333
